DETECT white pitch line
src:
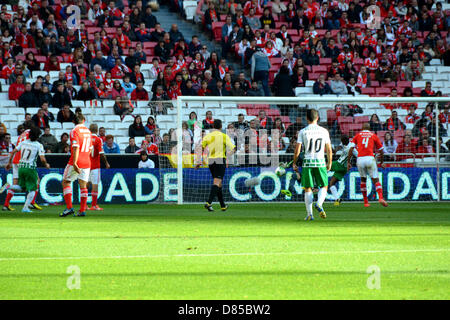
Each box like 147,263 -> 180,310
0,248 -> 448,262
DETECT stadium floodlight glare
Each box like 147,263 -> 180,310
176,96 -> 450,205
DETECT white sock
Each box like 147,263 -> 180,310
11,185 -> 22,192
305,191 -> 313,216
317,187 -> 327,207
23,191 -> 35,210
330,185 -> 339,200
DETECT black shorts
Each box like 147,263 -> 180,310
209,163 -> 226,179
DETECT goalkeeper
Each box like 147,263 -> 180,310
328,135 -> 356,206
197,119 -> 236,212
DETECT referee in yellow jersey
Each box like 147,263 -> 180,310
198,119 -> 236,212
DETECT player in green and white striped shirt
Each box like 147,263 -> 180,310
328,135 -> 358,206
293,109 -> 332,220
0,127 -> 50,213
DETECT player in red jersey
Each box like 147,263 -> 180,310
347,123 -> 388,207
60,114 -> 92,217
87,124 -> 110,211
3,121 -> 42,211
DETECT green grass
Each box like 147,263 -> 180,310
0,203 -> 449,300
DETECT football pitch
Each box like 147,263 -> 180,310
0,203 -> 448,300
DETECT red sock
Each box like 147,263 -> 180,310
375,182 -> 384,200
4,190 -> 14,207
63,186 -> 72,209
80,188 -> 88,213
361,182 -> 368,203
91,191 -> 98,207
31,186 -> 38,204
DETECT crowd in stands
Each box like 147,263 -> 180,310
0,0 -> 449,161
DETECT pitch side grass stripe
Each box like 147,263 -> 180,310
0,248 -> 448,262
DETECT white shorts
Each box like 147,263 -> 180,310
63,165 -> 90,182
88,168 -> 101,184
12,164 -> 19,180
357,156 -> 379,179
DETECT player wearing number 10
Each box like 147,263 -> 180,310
293,109 -> 332,221
60,114 -> 92,217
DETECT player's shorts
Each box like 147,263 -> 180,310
12,163 -> 19,180
209,162 -> 226,180
63,165 -> 90,182
331,161 -> 348,181
18,167 -> 38,192
89,168 -> 101,184
356,156 -> 378,179
301,167 -> 328,188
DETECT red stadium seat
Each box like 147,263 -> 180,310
266,109 -> 280,117
361,88 -> 375,95
354,116 -> 369,123
376,88 -> 392,96
327,109 -> 337,127
312,65 -> 327,73
212,22 -> 225,42
308,73 -> 320,80
319,58 -> 332,65
397,81 -> 412,88
338,116 -> 353,124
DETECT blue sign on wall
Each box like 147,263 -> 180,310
0,167 -> 449,204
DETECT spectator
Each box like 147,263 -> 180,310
52,83 -> 72,109
246,80 -> 264,96
202,110 -> 214,129
159,133 -> 172,154
99,127 -> 107,142
76,82 -> 96,101
57,105 -> 75,123
420,82 -> 435,97
113,97 -> 133,119
405,105 -> 421,125
122,75 -> 136,97
32,109 -> 50,130
272,66 -> 295,116
128,115 -> 146,138
103,135 -> 121,154
438,105 -> 450,127
257,110 -> 273,131
427,117 -> 447,138
397,131 -> 417,160
131,81 -> 149,100
346,77 -> 361,95
251,48 -> 271,96
187,112 -> 202,131
138,151 -> 155,169
383,131 -> 398,161
54,133 -> 70,153
8,75 -> 25,102
125,137 -> 139,154
38,127 -> 58,152
230,80 -> 245,96
285,116 -> 304,139
369,114 -> 383,133
384,110 -> 406,131
375,62 -> 394,83
18,82 -> 39,110
111,80 -> 128,99
330,73 -> 347,95
233,114 -> 249,131
144,116 -> 158,135
313,74 -> 332,95
356,66 -> 371,88
416,138 -> 435,158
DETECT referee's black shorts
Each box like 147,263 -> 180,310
208,162 -> 226,180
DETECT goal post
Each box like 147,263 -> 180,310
175,95 -> 450,204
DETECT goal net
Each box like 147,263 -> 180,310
165,95 -> 450,204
